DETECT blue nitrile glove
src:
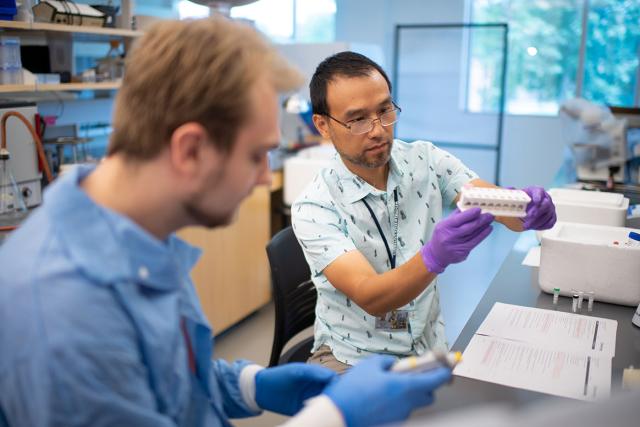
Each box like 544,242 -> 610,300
255,363 -> 337,416
521,186 -> 557,230
420,207 -> 494,274
323,355 -> 452,427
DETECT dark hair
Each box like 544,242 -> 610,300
309,51 -> 392,116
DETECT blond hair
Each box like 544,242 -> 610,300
108,17 -> 303,159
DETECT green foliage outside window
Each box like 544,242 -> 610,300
584,0 -> 640,107
470,0 -> 640,115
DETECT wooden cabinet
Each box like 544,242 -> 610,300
178,181 -> 279,334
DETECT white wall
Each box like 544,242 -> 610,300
501,115 -> 564,187
335,0 -> 566,188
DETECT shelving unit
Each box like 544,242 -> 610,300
0,20 -> 143,37
0,81 -> 121,93
0,18 -> 141,93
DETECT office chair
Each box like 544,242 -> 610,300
266,226 -> 317,367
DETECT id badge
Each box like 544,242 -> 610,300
375,310 -> 409,331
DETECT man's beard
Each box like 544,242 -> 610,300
338,139 -> 392,168
184,201 -> 234,228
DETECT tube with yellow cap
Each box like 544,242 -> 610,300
390,350 -> 462,373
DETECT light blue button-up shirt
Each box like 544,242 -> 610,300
0,166 -> 258,426
291,139 -> 478,365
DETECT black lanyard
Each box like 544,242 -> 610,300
362,188 -> 399,269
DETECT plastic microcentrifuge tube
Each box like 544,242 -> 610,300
553,288 -> 560,305
577,291 -> 584,310
587,291 -> 595,312
572,293 -> 579,313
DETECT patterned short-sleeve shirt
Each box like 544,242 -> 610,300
291,139 -> 478,365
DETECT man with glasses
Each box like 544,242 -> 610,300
291,51 -> 556,373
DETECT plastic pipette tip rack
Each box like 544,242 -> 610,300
457,186 -> 531,217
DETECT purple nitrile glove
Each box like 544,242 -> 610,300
521,186 -> 557,231
420,207 -> 494,274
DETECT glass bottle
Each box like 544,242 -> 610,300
0,148 -> 28,227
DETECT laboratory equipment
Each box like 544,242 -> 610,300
0,104 -> 45,209
96,40 -> 124,82
32,1 -> 106,27
552,287 -> 560,305
587,291 -> 595,312
280,92 -> 319,151
90,3 -> 118,28
15,0 -> 34,22
571,292 -> 579,313
610,106 -> 640,186
391,351 -> 461,373
43,136 -> 93,176
0,148 -> 27,227
457,186 -> 530,217
560,98 -> 627,184
0,36 -> 23,85
577,291 -> 584,310
539,222 -> 640,306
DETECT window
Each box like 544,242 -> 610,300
231,0 -> 336,42
583,0 -> 640,107
177,1 -> 210,19
469,0 -> 640,115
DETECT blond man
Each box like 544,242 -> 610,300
0,18 -> 451,427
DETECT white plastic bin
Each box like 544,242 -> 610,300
539,222 -> 640,306
548,188 -> 629,226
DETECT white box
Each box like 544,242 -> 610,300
539,222 -> 640,306
283,145 -> 336,206
548,188 -> 629,227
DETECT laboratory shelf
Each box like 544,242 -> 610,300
0,82 -> 120,93
0,20 -> 143,38
38,82 -> 121,91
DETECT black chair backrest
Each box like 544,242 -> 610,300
266,226 -> 317,367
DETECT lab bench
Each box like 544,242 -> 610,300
415,231 -> 640,416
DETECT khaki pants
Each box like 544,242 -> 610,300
307,345 -> 351,374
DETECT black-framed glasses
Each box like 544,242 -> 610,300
324,102 -> 402,135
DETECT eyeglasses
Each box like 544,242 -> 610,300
324,103 -> 402,135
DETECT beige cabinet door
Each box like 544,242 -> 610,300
178,186 -> 272,334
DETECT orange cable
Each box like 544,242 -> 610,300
1,111 -> 56,234
1,111 -> 54,183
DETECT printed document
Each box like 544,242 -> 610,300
453,303 -> 617,401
